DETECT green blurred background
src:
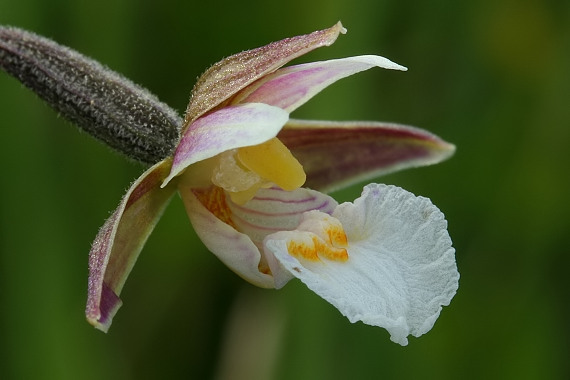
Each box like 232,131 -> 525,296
1,0 -> 569,379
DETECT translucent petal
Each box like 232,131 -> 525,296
264,184 -> 459,346
211,149 -> 263,193
232,55 -> 406,112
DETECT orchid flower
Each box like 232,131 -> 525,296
1,23 -> 459,346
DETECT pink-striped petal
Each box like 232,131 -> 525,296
232,55 -> 406,112
179,188 -> 275,288
86,159 -> 176,332
163,103 -> 289,186
178,185 -> 337,288
183,22 -> 346,126
278,119 -> 456,192
228,187 -> 338,247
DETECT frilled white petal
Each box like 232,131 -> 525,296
263,184 -> 458,346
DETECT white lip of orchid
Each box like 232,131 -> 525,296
263,184 -> 458,346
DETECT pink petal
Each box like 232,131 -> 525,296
86,159 -> 176,332
233,55 -> 406,112
184,22 -> 346,126
279,119 -> 456,192
163,103 -> 288,186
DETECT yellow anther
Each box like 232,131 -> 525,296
227,184 -> 262,205
237,138 -> 306,191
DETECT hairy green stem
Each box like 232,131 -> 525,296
0,26 -> 181,164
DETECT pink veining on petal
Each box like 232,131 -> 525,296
228,187 -> 338,247
234,66 -> 328,110
183,22 -> 346,128
231,203 -> 321,218
279,119 -> 455,192
180,187 -> 275,288
233,55 -> 407,113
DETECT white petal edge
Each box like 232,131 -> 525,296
264,183 -> 459,346
232,55 -> 407,113
163,103 -> 289,186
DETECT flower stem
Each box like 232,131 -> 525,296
0,26 -> 182,164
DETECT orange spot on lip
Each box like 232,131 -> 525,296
287,234 -> 348,262
287,238 -> 319,261
324,224 -> 348,248
315,235 -> 348,261
286,214 -> 349,262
